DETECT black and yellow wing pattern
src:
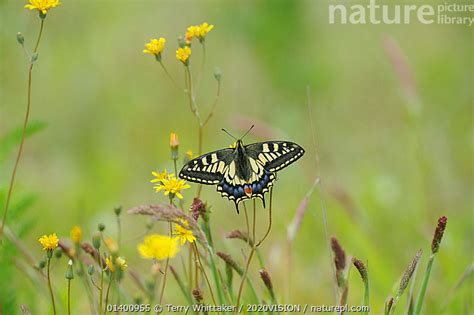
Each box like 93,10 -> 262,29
179,140 -> 304,213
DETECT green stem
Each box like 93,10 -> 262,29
104,274 -> 113,314
47,257 -> 57,315
99,263 -> 104,315
235,248 -> 255,312
193,242 -> 219,312
201,79 -> 221,127
117,216 -> 122,248
206,245 -> 226,306
159,61 -> 182,90
362,274 -> 370,315
170,265 -> 193,304
195,42 -> 206,90
0,18 -> 44,237
188,243 -> 193,293
414,254 -> 435,315
235,201 -> 259,312
67,279 -> 71,315
158,222 -> 172,304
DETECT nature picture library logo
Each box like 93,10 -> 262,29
328,0 -> 474,25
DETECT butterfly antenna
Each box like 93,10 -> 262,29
240,124 -> 255,140
221,128 -> 238,141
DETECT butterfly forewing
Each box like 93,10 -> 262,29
245,141 -> 305,172
179,148 -> 234,184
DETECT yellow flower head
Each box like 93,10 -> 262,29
143,38 -> 166,57
173,218 -> 196,245
105,256 -> 115,272
70,226 -> 82,244
176,46 -> 191,64
185,23 -> 214,43
185,25 -> 199,44
106,256 -> 128,273
104,237 -> 119,254
229,142 -> 237,149
38,233 -> 59,251
138,234 -> 180,260
154,176 -> 190,199
185,150 -> 193,160
151,170 -> 173,184
115,257 -> 128,271
196,22 -> 214,39
25,0 -> 61,14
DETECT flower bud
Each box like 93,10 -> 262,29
114,205 -> 122,216
177,36 -> 187,48
38,260 -> 46,269
92,232 -> 101,249
214,67 -> 222,82
65,259 -> 74,280
170,132 -> 179,160
54,248 -> 62,258
98,223 -> 106,232
16,32 -> 24,45
105,237 -> 119,254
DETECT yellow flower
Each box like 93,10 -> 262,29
151,170 -> 173,184
173,219 -> 196,245
38,233 -> 59,251
138,234 -> 180,260
176,46 -> 191,64
106,256 -> 128,273
185,23 -> 214,43
185,150 -> 193,160
104,237 -> 119,254
24,0 -> 61,14
70,226 -> 82,243
154,176 -> 190,199
105,256 -> 115,272
115,257 -> 128,271
196,22 -> 214,39
170,132 -> 179,149
185,25 -> 199,44
143,38 -> 166,57
229,142 -> 237,149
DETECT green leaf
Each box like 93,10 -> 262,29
0,121 -> 47,164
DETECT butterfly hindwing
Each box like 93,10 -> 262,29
245,141 -> 305,172
217,158 -> 276,207
179,148 -> 234,184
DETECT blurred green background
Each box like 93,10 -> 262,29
1,0 -> 472,314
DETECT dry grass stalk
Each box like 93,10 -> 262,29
127,204 -> 207,245
216,251 -> 243,276
225,230 -> 253,247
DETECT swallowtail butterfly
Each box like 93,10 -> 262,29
179,128 -> 305,213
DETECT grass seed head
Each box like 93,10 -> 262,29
399,249 -> 422,296
217,251 -> 243,275
352,257 -> 368,283
431,216 -> 448,254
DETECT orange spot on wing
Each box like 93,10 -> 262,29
244,186 -> 253,196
